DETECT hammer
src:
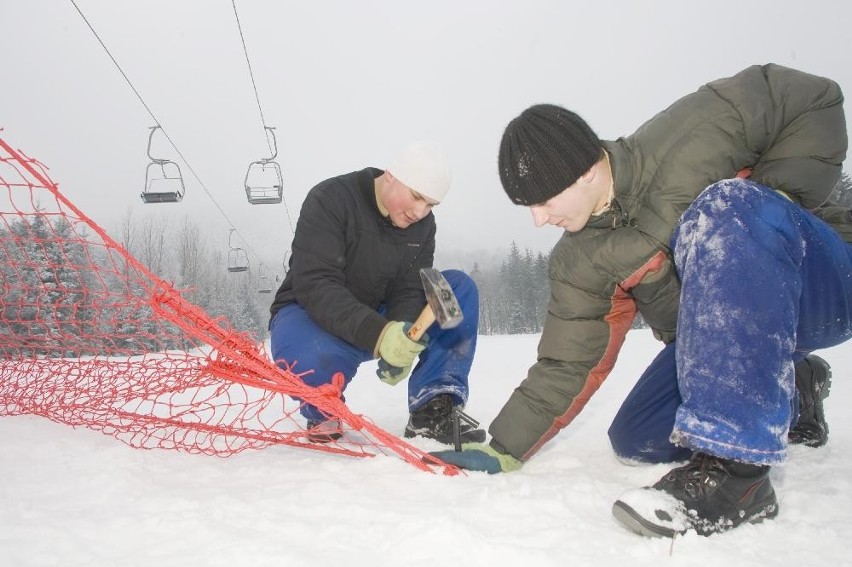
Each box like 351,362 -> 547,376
408,268 -> 478,450
407,267 -> 464,341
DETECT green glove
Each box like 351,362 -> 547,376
429,442 -> 523,474
376,321 -> 427,385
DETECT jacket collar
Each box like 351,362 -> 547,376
584,140 -> 633,229
602,139 -> 633,201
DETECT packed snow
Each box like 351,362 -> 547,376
2,329 -> 850,566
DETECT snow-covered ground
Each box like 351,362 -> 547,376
2,329 -> 850,566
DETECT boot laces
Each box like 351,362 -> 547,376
665,453 -> 726,500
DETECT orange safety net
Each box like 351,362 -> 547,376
0,135 -> 455,474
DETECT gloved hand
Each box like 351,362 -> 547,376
377,358 -> 411,386
376,321 -> 428,385
429,442 -> 523,474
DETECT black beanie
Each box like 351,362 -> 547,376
498,104 -> 602,206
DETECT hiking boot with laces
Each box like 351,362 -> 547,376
789,355 -> 832,447
404,394 -> 486,445
305,418 -> 343,443
612,452 -> 779,538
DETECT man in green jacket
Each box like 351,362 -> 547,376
433,64 -> 851,537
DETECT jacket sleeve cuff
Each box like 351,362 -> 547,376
373,321 -> 394,358
353,312 -> 390,356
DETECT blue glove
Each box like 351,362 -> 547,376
429,443 -> 523,474
377,358 -> 409,385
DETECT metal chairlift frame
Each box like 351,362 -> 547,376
228,248 -> 249,273
141,125 -> 185,204
227,229 -> 249,273
257,264 -> 273,293
244,126 -> 283,204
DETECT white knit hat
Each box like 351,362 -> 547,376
387,141 -> 452,203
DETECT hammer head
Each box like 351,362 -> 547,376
420,267 -> 464,329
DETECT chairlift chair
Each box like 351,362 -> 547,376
245,126 -> 283,204
257,264 -> 273,293
141,125 -> 185,204
226,229 -> 249,272
227,247 -> 249,273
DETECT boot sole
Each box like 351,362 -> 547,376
307,432 -> 343,443
612,497 -> 779,538
612,500 -> 679,538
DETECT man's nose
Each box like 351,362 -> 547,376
530,206 -> 548,227
412,200 -> 430,219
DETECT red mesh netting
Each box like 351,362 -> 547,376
0,135 -> 455,474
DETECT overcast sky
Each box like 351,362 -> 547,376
3,1 -> 851,273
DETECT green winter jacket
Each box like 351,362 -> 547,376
489,64 -> 848,461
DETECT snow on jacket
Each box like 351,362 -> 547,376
269,167 -> 435,353
489,63 -> 848,460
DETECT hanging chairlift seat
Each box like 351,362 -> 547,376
227,247 -> 249,272
143,161 -> 185,203
141,126 -> 185,204
245,126 -> 283,204
226,229 -> 249,272
257,265 -> 273,293
245,160 -> 283,204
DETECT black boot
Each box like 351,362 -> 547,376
613,452 -> 779,537
789,355 -> 832,447
404,394 -> 486,445
305,418 -> 343,443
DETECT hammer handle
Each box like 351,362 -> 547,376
407,304 -> 436,342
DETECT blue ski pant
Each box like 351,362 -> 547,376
609,180 -> 852,465
269,269 -> 479,422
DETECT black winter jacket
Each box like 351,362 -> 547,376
269,168 -> 435,353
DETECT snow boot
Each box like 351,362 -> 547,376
306,418 -> 343,443
789,355 -> 832,447
404,394 -> 485,445
612,452 -> 779,538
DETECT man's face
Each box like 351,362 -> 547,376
529,176 -> 602,232
383,175 -> 438,229
530,174 -> 606,232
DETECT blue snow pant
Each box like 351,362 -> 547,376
269,269 -> 479,422
609,180 -> 852,465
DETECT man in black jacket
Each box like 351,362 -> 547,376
269,141 -> 484,445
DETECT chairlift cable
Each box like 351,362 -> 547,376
231,0 -> 273,157
231,0 -> 296,238
69,0 -> 275,278
281,197 -> 295,236
69,0 -> 159,125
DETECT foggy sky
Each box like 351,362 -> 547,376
3,1 -> 851,274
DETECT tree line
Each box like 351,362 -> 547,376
113,210 -> 271,342
0,210 -> 270,357
2,173 -> 849,354
471,172 -> 852,335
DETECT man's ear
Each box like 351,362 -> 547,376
579,161 -> 598,184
